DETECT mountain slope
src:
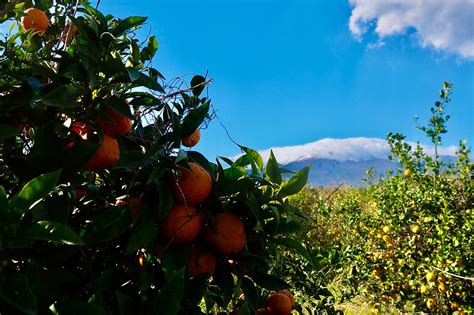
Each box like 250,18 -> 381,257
256,137 -> 458,186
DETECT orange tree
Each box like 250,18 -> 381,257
0,1 -> 330,314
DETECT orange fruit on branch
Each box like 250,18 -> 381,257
161,204 -> 202,244
182,129 -> 201,147
96,108 -> 132,137
170,162 -> 212,205
203,213 -> 246,256
278,290 -> 295,309
266,292 -> 293,315
83,134 -> 120,171
22,8 -> 49,32
188,246 -> 216,277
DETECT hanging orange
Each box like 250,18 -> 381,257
96,108 -> 132,137
170,162 -> 212,205
203,213 -> 246,256
182,129 -> 201,147
265,292 -> 293,315
188,246 -> 216,277
85,134 -> 120,171
161,204 -> 202,244
22,8 -> 49,32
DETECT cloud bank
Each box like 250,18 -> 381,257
348,0 -> 474,59
255,137 -> 458,165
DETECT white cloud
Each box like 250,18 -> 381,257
243,137 -> 458,165
348,0 -> 474,59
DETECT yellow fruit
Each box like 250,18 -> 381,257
22,8 -> 49,32
420,284 -> 428,294
426,272 -> 436,282
382,235 -> 393,245
450,302 -> 459,310
438,283 -> 447,294
404,169 -> 413,177
411,225 -> 420,234
438,274 -> 446,283
426,298 -> 436,310
382,226 -> 391,234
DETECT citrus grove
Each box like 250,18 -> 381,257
0,1 -> 313,314
288,83 -> 473,313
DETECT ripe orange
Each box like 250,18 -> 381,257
161,204 -> 202,244
171,162 -> 212,205
116,196 -> 142,218
188,246 -> 216,277
203,213 -> 246,256
278,290 -> 295,309
182,129 -> 201,147
22,8 -> 48,32
266,292 -> 293,315
96,108 -> 132,137
85,134 -> 120,171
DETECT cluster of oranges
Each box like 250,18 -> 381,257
68,106 -> 132,171
159,152 -> 246,277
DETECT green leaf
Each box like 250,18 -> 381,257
11,170 -> 61,215
240,146 -> 263,174
0,186 -> 8,213
116,291 -> 136,315
148,268 -> 186,315
141,38 -> 159,62
41,84 -> 83,108
53,299 -> 104,315
241,277 -> 258,313
180,102 -> 210,138
0,273 -> 37,315
249,271 -> 290,291
112,16 -> 148,37
272,237 -> 315,268
265,150 -> 282,184
83,206 -> 133,245
190,75 -> 206,97
135,73 -> 165,93
10,221 -> 84,247
0,124 -> 20,139
278,165 -> 310,198
126,221 -> 158,254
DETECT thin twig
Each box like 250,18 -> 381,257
161,78 -> 213,100
430,265 -> 474,281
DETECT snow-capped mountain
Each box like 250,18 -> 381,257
256,137 -> 459,186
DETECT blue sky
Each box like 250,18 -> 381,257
7,0 -> 474,161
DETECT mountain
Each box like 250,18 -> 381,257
256,137 -> 458,186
